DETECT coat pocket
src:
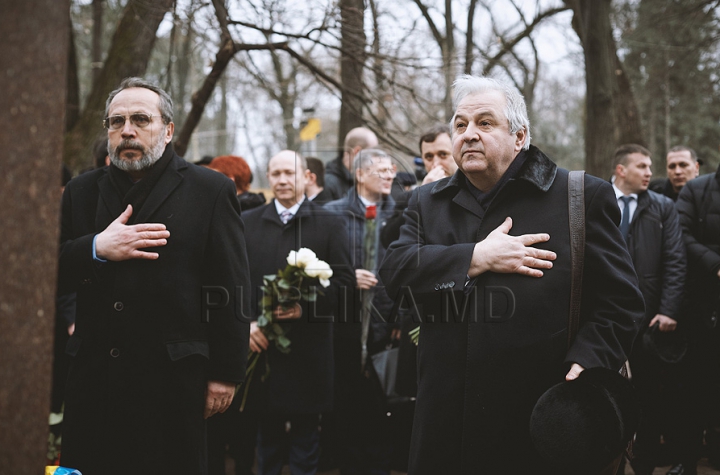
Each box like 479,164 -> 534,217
166,340 -> 210,361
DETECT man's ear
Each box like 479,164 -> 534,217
615,164 -> 626,178
514,127 -> 527,152
164,122 -> 175,144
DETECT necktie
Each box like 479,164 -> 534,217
280,210 -> 293,224
619,196 -> 633,239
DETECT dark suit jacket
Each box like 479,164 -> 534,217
58,151 -> 251,475
380,146 -> 644,474
242,198 -> 354,414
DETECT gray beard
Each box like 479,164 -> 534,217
109,131 -> 167,172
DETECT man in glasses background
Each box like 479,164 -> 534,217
57,77 -> 251,475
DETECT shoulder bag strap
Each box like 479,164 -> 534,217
567,170 -> 585,349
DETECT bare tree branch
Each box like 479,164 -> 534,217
411,0 -> 444,50
482,6 -> 569,74
174,39 -> 288,156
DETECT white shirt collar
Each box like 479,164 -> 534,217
274,195 -> 305,216
612,184 -> 637,201
358,194 -> 376,208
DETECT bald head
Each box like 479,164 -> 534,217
267,150 -> 308,208
343,127 -> 379,171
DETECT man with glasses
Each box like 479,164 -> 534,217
58,77 -> 251,475
325,149 -> 398,475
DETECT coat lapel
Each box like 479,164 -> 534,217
134,155 -> 185,224
96,172 -> 123,230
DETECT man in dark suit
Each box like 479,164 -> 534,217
243,150 -> 354,475
611,144 -> 686,474
380,75 -> 644,474
58,77 -> 251,475
325,149 -> 398,475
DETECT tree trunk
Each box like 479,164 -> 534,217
91,0 -> 104,86
65,8 -> 80,133
613,52 -> 645,147
442,0 -> 455,121
0,0 -> 68,472
338,0 -> 367,148
464,0 -> 477,75
566,0 -> 621,178
63,0 -> 174,170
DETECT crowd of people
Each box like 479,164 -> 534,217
51,74 -> 720,475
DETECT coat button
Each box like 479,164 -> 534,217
113,301 -> 124,311
110,348 -> 120,358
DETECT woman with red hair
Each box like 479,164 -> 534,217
209,155 -> 265,211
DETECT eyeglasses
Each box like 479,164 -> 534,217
103,113 -> 156,130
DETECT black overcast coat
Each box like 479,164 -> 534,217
380,146 -> 644,474
677,167 -> 720,329
58,152 -> 251,475
242,198 -> 354,415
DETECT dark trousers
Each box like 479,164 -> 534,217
671,328 -> 720,467
630,342 -> 687,471
257,413 -> 321,475
207,400 -> 258,475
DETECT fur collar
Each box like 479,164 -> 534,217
431,145 -> 558,195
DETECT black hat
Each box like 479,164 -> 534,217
641,323 -> 687,364
529,367 -> 640,474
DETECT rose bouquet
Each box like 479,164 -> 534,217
239,247 -> 333,411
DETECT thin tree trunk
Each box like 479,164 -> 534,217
65,8 -> 80,133
464,0 -> 477,75
91,0 -> 104,87
443,0 -> 455,121
338,0 -> 367,148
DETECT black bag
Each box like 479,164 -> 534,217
370,345 -> 412,405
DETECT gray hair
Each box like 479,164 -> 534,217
451,75 -> 531,150
105,77 -> 174,124
353,148 -> 392,174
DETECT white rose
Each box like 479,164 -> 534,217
305,259 -> 333,287
287,248 -> 317,268
286,250 -> 297,267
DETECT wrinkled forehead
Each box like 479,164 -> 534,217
108,87 -> 162,115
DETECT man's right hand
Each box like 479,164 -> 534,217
355,269 -> 378,290
95,205 -> 170,261
468,217 -> 556,278
249,322 -> 269,353
421,165 -> 447,185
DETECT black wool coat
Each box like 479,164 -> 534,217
242,198 -> 354,415
58,152 -> 251,475
380,146 -> 644,475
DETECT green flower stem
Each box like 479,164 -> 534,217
238,351 -> 260,412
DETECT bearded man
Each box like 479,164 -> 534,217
58,77 -> 251,475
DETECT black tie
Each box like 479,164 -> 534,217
619,196 -> 633,240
